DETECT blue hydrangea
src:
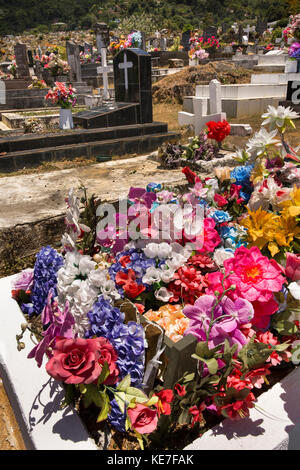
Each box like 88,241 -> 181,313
86,296 -> 145,387
108,399 -> 126,432
31,246 -> 63,315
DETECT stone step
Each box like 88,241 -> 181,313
0,130 -> 178,172
0,122 -> 168,153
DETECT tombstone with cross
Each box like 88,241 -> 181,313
114,48 -> 153,124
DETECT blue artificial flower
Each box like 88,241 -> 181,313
146,182 -> 162,193
211,210 -> 231,224
31,246 -> 63,315
108,399 -> 126,432
86,296 -> 145,387
230,164 -> 254,186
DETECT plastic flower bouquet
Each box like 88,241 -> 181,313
7,60 -> 18,78
288,41 -> 300,60
44,53 -> 70,77
12,107 -> 300,450
45,82 -> 77,109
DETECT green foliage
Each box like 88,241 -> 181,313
0,0 -> 293,35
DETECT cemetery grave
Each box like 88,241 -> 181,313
0,12 -> 300,453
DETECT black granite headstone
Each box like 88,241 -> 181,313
113,48 -> 152,124
28,50 -> 34,68
256,18 -> 268,36
286,80 -> 300,102
181,30 -> 191,51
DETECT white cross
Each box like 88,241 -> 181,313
244,24 -> 251,37
118,53 -> 133,91
97,47 -> 113,100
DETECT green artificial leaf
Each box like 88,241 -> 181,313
82,384 -> 103,409
195,342 -> 221,360
117,374 -> 131,392
223,339 -> 238,365
181,372 -> 195,384
238,337 -> 272,371
114,391 -> 127,413
191,355 -> 219,374
178,408 -> 190,426
96,391 -> 111,423
61,384 -> 75,409
124,387 -> 148,405
274,342 -> 290,352
134,430 -> 144,450
97,361 -> 110,387
271,310 -> 299,336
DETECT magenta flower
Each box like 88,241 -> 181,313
128,187 -> 156,209
28,290 -> 75,367
183,294 -> 254,351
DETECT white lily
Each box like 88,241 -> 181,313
261,105 -> 299,131
246,128 -> 280,156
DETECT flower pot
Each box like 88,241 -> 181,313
189,58 -> 199,66
59,108 -> 74,130
285,59 -> 298,73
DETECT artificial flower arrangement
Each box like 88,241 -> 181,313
288,41 -> 300,60
12,106 -> 300,450
159,120 -> 231,169
28,78 -> 48,89
109,32 -> 142,56
79,52 -> 101,64
189,35 -> 220,60
35,54 -> 51,65
45,82 -> 77,109
44,53 -> 70,77
7,60 -> 18,78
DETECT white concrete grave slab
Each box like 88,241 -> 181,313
0,274 -> 98,450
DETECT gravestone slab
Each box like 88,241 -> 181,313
14,43 -> 30,79
181,30 -> 191,51
114,48 -> 153,124
256,19 -> 268,36
0,81 -> 6,105
95,22 -> 110,53
66,41 -> 81,83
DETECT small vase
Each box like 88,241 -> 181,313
285,59 -> 298,73
59,108 -> 74,130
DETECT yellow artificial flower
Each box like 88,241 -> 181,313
250,160 -> 267,186
280,186 -> 300,218
241,208 -> 280,251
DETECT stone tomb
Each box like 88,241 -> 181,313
74,48 -> 153,128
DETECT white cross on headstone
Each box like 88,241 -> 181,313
97,47 -> 113,100
118,53 -> 133,91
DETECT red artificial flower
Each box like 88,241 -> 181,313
219,391 -> 255,420
206,120 -> 231,143
182,166 -> 197,184
188,403 -> 206,427
168,266 -> 209,305
115,269 -> 136,286
154,389 -> 174,417
119,255 -> 131,268
214,193 -> 228,207
174,383 -> 186,397
187,254 -> 216,271
127,404 -> 158,434
123,281 -> 145,299
135,303 -> 145,314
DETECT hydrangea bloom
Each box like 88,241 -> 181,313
31,246 -> 64,315
86,296 -> 145,387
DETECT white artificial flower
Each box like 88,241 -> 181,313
142,267 -> 161,285
261,105 -> 299,130
160,266 -> 175,283
155,287 -> 173,302
101,279 -> 121,301
288,281 -> 300,300
166,253 -> 187,271
143,242 -> 159,258
246,128 -> 280,156
213,248 -> 234,268
88,268 -> 108,287
157,242 -> 173,259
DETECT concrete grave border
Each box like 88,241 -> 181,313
0,273 -> 299,450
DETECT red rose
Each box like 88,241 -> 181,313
206,120 -> 231,142
124,281 -> 145,299
45,337 -> 118,385
182,166 -> 197,184
127,404 -> 158,434
135,303 -> 145,314
96,337 -> 119,385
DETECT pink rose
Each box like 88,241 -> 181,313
12,269 -> 34,292
96,338 -> 119,385
286,253 -> 300,281
46,337 -> 118,385
127,404 -> 158,434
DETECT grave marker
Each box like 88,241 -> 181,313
0,80 -> 6,105
181,30 -> 191,51
66,41 -> 82,83
94,22 -> 112,100
14,43 -> 30,78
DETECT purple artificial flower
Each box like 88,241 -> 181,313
128,187 -> 157,209
289,42 -> 300,58
28,290 -> 75,367
183,294 -> 254,351
12,269 -> 34,292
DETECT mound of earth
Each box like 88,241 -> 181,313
152,61 -> 252,104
